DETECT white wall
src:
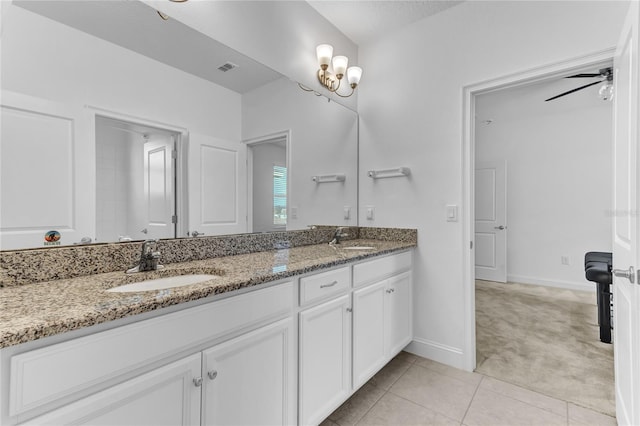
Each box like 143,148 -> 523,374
243,77 -> 358,229
251,143 -> 287,233
475,74 -> 613,290
357,0 -> 629,368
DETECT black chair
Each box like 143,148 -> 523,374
584,251 -> 612,343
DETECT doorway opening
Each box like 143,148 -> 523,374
245,131 -> 290,233
463,49 -> 616,414
95,115 -> 183,242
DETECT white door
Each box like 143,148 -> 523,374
188,133 -> 247,237
612,2 -> 640,425
23,354 -> 202,426
299,294 -> 352,425
475,160 -> 507,282
143,136 -> 175,240
202,318 -> 295,426
0,92 -> 93,249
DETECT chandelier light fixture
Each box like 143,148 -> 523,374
314,44 -> 362,98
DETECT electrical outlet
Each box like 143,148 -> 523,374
343,206 -> 351,220
366,206 -> 375,220
290,206 -> 298,220
561,256 -> 570,265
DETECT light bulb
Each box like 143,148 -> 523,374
316,44 -> 333,71
332,56 -> 348,78
347,67 -> 363,87
598,82 -> 614,101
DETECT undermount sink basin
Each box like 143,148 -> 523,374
342,246 -> 376,250
106,274 -> 218,293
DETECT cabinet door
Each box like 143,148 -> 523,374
385,271 -> 412,357
21,354 -> 201,426
299,294 -> 351,426
352,280 -> 387,389
202,318 -> 295,426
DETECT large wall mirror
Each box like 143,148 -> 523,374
0,0 -> 358,250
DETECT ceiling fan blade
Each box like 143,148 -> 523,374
545,80 -> 603,102
565,73 -> 602,78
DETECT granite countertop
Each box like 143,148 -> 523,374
0,239 -> 414,349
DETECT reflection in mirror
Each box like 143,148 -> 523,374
0,0 -> 358,250
96,117 -> 179,242
247,134 -> 288,233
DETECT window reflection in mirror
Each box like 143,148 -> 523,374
247,134 -> 288,233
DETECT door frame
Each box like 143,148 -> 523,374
87,106 -> 189,239
460,48 -> 616,372
244,130 -> 291,233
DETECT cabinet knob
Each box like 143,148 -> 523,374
193,377 -> 203,387
208,370 -> 218,380
346,307 -> 353,313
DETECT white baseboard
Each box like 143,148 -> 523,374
404,338 -> 469,371
506,274 -> 595,292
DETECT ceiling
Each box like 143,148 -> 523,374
14,0 -> 283,94
307,0 -> 464,45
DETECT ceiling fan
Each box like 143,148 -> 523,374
544,67 -> 613,102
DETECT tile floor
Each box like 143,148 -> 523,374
320,352 -> 617,426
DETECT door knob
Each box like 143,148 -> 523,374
494,225 -> 506,230
613,266 -> 636,284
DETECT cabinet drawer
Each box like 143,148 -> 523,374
353,251 -> 412,287
299,267 -> 350,306
9,281 -> 293,416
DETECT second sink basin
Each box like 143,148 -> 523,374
106,274 -> 218,293
342,246 -> 376,250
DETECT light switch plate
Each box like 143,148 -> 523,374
366,206 -> 375,220
343,206 -> 350,220
446,205 -> 458,222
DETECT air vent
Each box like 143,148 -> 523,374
217,62 -> 238,72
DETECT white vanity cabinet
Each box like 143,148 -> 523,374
298,251 -> 413,426
4,281 -> 295,426
298,266 -> 352,426
201,318 -> 295,426
299,294 -> 352,425
21,354 -> 202,426
2,249 -> 413,426
353,271 -> 412,389
352,252 -> 413,389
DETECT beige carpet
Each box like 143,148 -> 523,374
475,280 -> 615,416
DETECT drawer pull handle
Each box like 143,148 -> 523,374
194,377 -> 203,387
208,370 -> 218,380
386,288 -> 395,294
320,280 -> 339,288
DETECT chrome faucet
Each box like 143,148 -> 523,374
329,227 -> 349,245
126,239 -> 164,273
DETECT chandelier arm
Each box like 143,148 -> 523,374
334,87 -> 356,98
298,83 -> 315,92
